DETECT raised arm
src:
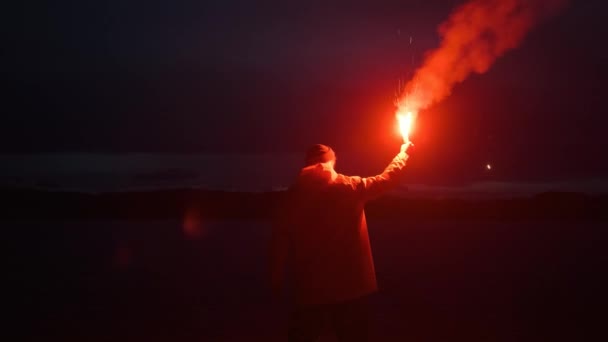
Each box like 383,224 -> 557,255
353,142 -> 413,201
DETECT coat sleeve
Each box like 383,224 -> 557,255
350,151 -> 409,201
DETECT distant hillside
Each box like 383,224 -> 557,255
1,187 -> 607,221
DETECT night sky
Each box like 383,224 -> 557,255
2,0 -> 607,185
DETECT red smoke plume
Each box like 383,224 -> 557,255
397,0 -> 568,114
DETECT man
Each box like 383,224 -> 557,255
270,142 -> 413,341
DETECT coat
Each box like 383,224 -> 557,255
270,151 -> 409,307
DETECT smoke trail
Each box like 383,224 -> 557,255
398,0 -> 568,113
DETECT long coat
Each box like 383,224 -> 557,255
271,151 -> 409,307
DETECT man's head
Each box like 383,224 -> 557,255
305,144 -> 336,167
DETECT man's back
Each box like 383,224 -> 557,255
285,164 -> 377,306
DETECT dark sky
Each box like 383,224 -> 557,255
2,0 -> 608,183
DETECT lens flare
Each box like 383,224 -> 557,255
183,207 -> 206,239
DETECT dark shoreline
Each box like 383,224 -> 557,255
2,186 -> 607,221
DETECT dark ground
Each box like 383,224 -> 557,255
8,217 -> 606,341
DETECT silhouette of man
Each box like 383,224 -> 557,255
270,142 -> 413,342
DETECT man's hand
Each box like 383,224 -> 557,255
401,141 -> 414,155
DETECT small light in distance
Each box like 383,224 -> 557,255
486,163 -> 492,171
